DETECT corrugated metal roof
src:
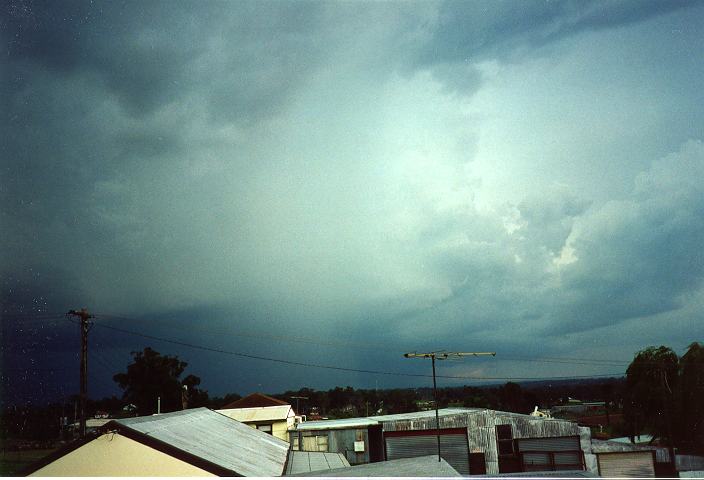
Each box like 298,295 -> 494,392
218,405 -> 293,422
294,417 -> 379,431
294,408 -> 556,432
591,439 -> 657,453
368,407 -> 479,422
477,470 -> 598,477
285,451 -> 350,475
291,455 -> 461,477
110,407 -> 289,477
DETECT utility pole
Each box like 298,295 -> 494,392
403,351 -> 496,462
68,308 -> 93,438
290,396 -> 308,415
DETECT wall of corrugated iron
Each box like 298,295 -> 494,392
378,409 -> 583,476
677,454 -> 704,472
379,413 -> 470,432
463,410 -> 583,475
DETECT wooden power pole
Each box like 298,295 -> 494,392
68,308 -> 93,438
403,351 -> 496,463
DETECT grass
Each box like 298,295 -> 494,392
0,448 -> 57,476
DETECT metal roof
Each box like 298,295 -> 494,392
292,455 -> 461,477
293,407 -> 571,433
294,408 -> 510,431
110,407 -> 289,477
591,439 -> 657,453
368,407 -> 479,422
284,451 -> 350,475
294,416 -> 379,431
218,405 -> 293,422
477,470 -> 598,477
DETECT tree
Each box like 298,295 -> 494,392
679,342 -> 704,453
113,347 -> 207,415
624,346 -> 679,445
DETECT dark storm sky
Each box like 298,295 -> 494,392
2,0 -> 704,405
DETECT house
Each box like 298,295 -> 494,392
218,404 -> 298,441
217,392 -> 300,441
217,393 -> 297,440
221,392 -> 289,409
25,407 -> 290,476
67,417 -> 112,434
289,407 -> 593,475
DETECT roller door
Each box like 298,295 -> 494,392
597,452 -> 655,478
516,436 -> 583,471
385,431 -> 470,475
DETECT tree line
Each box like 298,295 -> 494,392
2,342 -> 701,455
624,343 -> 703,453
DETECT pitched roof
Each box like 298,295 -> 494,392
222,392 -> 289,409
292,455 -> 461,477
285,451 -> 350,475
218,404 -> 292,422
294,408 -> 478,431
109,407 -> 289,476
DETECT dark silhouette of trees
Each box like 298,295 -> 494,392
113,347 -> 207,415
679,342 -> 704,453
624,346 -> 679,445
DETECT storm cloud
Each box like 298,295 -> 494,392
2,0 -> 704,404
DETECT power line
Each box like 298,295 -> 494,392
18,310 -> 691,368
94,313 -> 633,367
87,320 -> 624,381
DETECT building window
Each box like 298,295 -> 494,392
257,424 -> 273,435
496,425 -> 514,455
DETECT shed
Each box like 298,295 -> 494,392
290,416 -> 383,465
26,407 -> 290,477
591,439 -> 660,478
290,408 -> 587,476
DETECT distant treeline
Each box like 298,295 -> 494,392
269,377 -> 625,419
0,377 -> 624,444
4,342 -> 701,455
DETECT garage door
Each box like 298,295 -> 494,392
597,451 -> 655,478
516,436 -> 583,471
385,430 -> 470,475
